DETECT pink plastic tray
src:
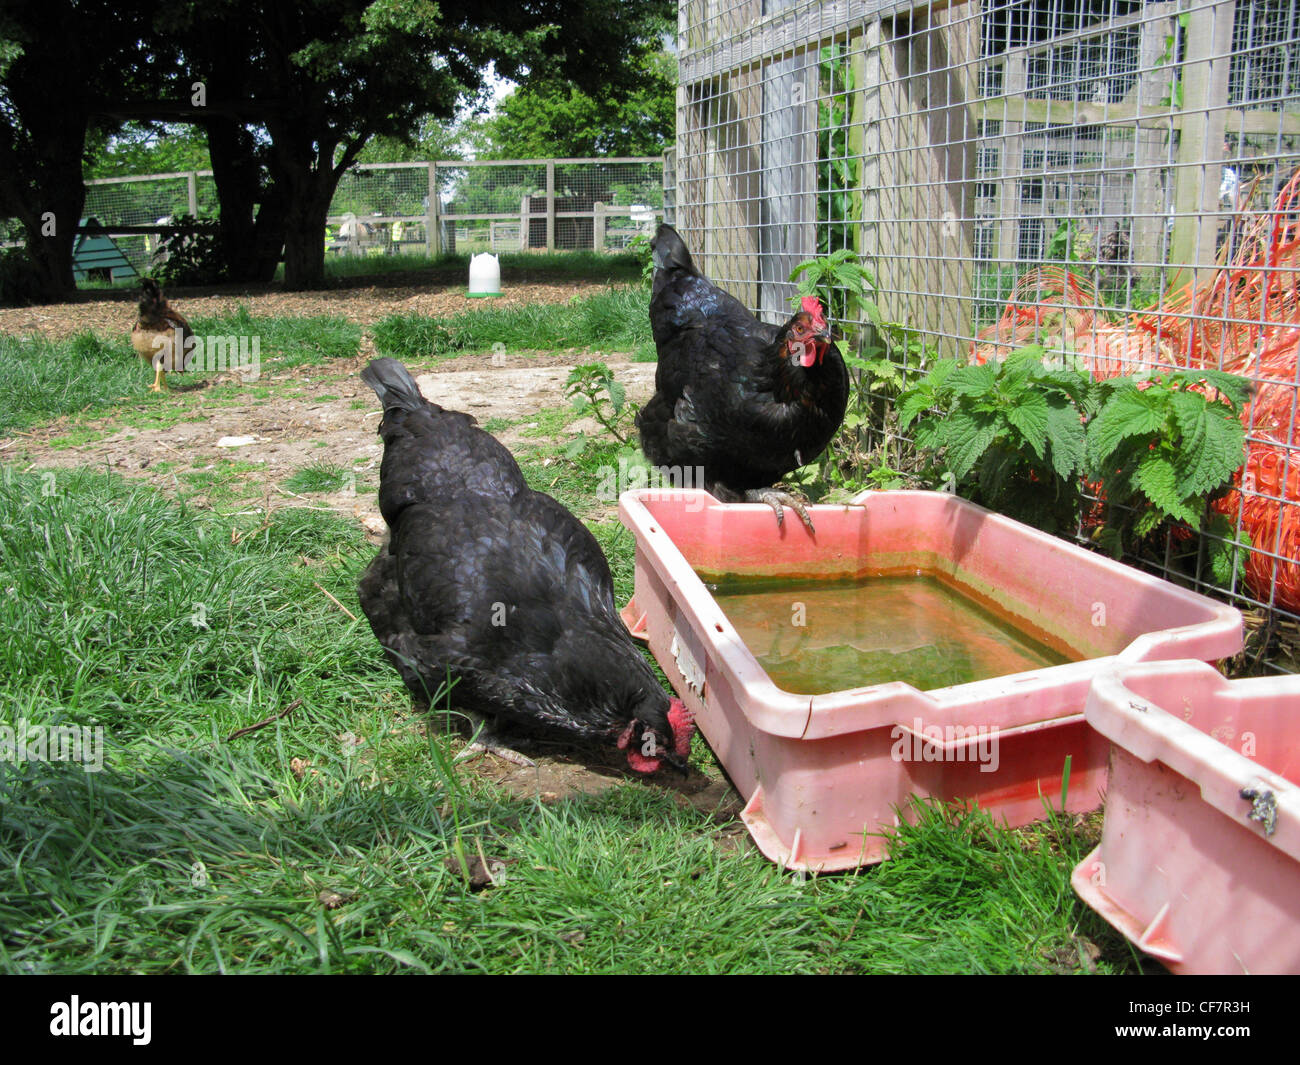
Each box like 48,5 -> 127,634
1072,659 -> 1300,974
618,489 -> 1244,870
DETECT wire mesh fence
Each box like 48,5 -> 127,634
35,157 -> 665,273
675,0 -> 1300,669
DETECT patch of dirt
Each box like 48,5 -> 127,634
0,280 -> 626,340
5,357 -> 657,538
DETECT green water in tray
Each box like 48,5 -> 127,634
704,573 -> 1074,694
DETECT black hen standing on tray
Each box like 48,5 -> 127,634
356,358 -> 694,773
637,224 -> 849,531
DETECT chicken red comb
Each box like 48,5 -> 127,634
801,296 -> 827,330
668,698 -> 695,758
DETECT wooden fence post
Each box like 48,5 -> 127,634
427,163 -> 439,256
545,160 -> 556,252
1169,0 -> 1235,287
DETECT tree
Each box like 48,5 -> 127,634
0,0 -> 164,301
165,0 -> 673,287
4,0 -> 673,296
474,46 -> 675,159
84,123 -> 211,180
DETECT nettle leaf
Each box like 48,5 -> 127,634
1134,454 -> 1199,524
948,362 -> 999,397
1169,369 -> 1252,408
1185,406 -> 1246,495
897,388 -> 935,430
926,358 -> 960,391
1208,523 -> 1252,586
1045,397 -> 1086,479
1087,386 -> 1168,465
606,378 -> 627,412
1005,390 -> 1049,460
944,411 -> 1000,480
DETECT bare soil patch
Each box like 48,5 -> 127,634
0,281 -> 625,341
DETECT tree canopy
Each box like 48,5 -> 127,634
473,46 -> 675,159
1,0 -> 674,298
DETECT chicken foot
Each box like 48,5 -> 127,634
743,487 -> 815,533
454,713 -> 537,768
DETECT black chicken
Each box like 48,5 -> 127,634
637,224 -> 849,530
356,358 -> 693,773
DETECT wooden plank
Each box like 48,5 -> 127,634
859,5 -> 977,358
1131,4 -> 1181,278
1170,0 -> 1236,283
679,0 -> 957,84
973,98 -> 1300,136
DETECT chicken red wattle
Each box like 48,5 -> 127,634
618,699 -> 695,773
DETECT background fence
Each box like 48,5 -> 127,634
673,0 -> 1300,669
22,156 -> 665,275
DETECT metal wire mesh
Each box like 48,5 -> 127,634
436,159 -> 664,253
675,0 -> 1300,667
8,158 -> 664,267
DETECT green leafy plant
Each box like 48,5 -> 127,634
155,215 -> 225,286
563,361 -> 633,457
898,349 -> 1097,532
628,231 -> 655,285
1087,369 -> 1250,541
898,351 -> 1251,552
790,248 -> 877,326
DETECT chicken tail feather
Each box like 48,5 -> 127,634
651,223 -> 696,276
362,357 -> 426,414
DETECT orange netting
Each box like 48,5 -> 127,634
971,168 -> 1300,611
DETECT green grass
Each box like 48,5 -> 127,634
311,249 -> 645,286
74,251 -> 646,294
0,464 -> 1139,975
0,316 -> 360,439
373,286 -> 655,362
188,307 -> 360,369
0,333 -> 149,434
284,462 -> 352,495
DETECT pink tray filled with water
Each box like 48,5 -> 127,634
618,489 -> 1243,870
1072,660 -> 1300,974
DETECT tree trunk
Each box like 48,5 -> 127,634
281,180 -> 333,289
275,134 -> 366,290
205,119 -> 286,284
0,140 -> 86,304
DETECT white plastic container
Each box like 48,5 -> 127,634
468,253 -> 501,297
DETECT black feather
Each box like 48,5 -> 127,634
638,225 -> 849,495
357,359 -> 682,762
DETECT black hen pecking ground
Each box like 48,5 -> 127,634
356,358 -> 693,773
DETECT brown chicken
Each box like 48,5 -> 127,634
130,278 -> 193,392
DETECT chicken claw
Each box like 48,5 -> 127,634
454,714 -> 537,768
744,488 -> 815,533
457,740 -> 537,768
